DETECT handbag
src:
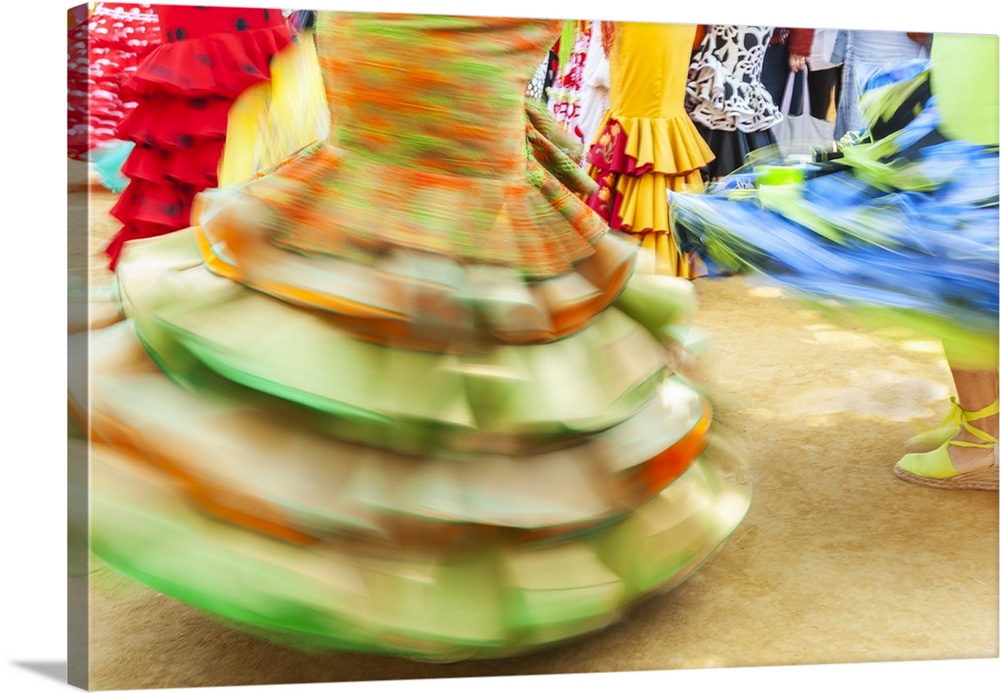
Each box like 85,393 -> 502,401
771,65 -> 837,158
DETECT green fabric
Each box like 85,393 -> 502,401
89,446 -> 749,660
558,21 -> 575,78
82,11 -> 752,660
931,33 -> 999,146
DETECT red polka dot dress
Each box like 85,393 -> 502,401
106,5 -> 292,269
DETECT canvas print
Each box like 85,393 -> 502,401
65,3 -> 998,691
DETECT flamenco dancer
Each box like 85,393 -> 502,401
671,32 -> 998,490
585,21 -> 715,278
105,4 -> 293,269
70,11 -> 750,658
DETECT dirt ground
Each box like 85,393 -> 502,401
67,159 -> 998,690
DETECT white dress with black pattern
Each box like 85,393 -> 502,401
686,25 -> 782,132
685,25 -> 782,179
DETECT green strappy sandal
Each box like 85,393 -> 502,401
905,397 -> 965,452
894,400 -> 999,491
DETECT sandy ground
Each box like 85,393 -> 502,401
67,160 -> 998,690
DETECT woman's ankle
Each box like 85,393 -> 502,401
948,443 -> 997,474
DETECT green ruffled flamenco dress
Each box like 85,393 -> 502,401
70,12 -> 750,660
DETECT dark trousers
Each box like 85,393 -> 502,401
760,44 -> 807,116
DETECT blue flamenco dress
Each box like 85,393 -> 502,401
670,33 -> 999,372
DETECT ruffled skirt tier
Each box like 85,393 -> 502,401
585,113 -> 715,277
107,23 -> 293,268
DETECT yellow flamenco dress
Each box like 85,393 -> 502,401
585,22 -> 715,278
70,12 -> 749,660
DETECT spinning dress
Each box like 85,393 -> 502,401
686,25 -> 783,179
670,33 -> 998,371
585,22 -> 715,279
106,5 -> 292,269
72,12 -> 750,660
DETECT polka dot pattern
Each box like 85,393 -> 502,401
106,5 -> 292,270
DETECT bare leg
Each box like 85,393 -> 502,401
948,367 -> 998,472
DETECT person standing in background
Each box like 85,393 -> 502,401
586,21 -> 715,278
686,25 -> 782,180
894,31 -> 998,490
833,29 -> 930,138
576,20 -> 611,153
760,27 -> 815,115
806,28 -> 844,122
546,21 -> 592,140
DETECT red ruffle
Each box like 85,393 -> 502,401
112,179 -> 194,229
585,118 -> 654,177
120,25 -> 292,100
109,139 -> 225,268
117,93 -> 233,145
583,116 -> 710,235
107,179 -> 195,270
121,138 -> 227,187
586,163 -> 635,231
107,16 -> 292,270
585,118 -> 645,229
